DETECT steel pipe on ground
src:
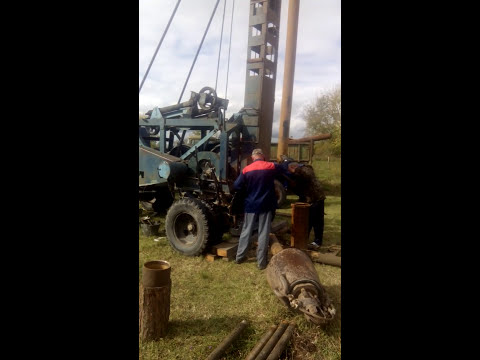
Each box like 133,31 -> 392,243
265,322 -> 296,360
254,321 -> 289,360
244,325 -> 277,360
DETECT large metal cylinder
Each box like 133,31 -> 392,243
158,160 -> 188,181
277,0 -> 300,161
266,248 -> 335,324
142,260 -> 171,288
140,260 -> 172,340
267,248 -> 320,299
290,202 -> 310,249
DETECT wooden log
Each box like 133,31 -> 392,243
271,220 -> 288,233
245,325 -> 277,360
252,220 -> 289,245
275,212 -> 291,218
307,250 -> 341,267
269,233 -> 284,256
206,319 -> 249,360
265,322 -> 296,360
139,283 -> 171,341
255,321 -> 289,360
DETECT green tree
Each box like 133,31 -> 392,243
302,85 -> 341,156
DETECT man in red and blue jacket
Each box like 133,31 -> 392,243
233,148 -> 281,270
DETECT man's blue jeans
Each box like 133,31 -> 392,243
236,211 -> 273,268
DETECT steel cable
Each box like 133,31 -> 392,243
225,0 -> 235,99
178,0 -> 221,104
139,0 -> 182,94
214,0 -> 227,93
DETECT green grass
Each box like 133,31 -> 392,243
311,158 -> 341,196
139,159 -> 341,359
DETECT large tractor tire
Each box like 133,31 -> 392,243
165,198 -> 211,256
274,179 -> 287,208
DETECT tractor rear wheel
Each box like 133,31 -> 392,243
165,198 -> 210,256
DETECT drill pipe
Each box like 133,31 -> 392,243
254,321 -> 289,360
287,134 -> 332,143
244,325 -> 277,360
265,322 -> 296,360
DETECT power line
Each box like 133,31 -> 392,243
225,0 -> 235,99
178,0 -> 221,104
214,0 -> 227,93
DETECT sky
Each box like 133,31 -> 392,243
139,0 -> 340,139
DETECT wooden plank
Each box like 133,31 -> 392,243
212,242 -> 239,258
205,253 -> 219,262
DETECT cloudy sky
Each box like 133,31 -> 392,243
139,0 -> 340,139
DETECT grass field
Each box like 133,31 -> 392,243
139,158 -> 341,359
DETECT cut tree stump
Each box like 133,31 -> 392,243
139,283 -> 171,341
139,260 -> 172,341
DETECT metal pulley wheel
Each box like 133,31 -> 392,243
198,86 -> 217,110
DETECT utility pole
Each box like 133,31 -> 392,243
277,0 -> 300,161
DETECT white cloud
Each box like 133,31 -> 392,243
139,0 -> 340,138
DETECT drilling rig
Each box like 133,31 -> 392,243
139,0 -> 336,325
139,0 -> 284,256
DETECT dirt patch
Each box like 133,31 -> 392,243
291,331 -> 319,360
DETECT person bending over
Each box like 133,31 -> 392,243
287,162 -> 326,250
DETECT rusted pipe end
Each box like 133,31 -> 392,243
142,260 -> 171,288
290,202 -> 310,209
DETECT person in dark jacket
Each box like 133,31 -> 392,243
233,148 -> 280,270
287,162 -> 326,249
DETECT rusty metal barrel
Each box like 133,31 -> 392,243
290,202 -> 310,249
139,260 -> 172,340
142,260 -> 171,287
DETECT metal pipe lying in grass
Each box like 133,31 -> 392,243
206,319 -> 249,360
244,325 -> 277,360
265,322 -> 296,360
254,321 -> 289,360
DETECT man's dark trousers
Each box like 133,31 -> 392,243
309,200 -> 325,245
